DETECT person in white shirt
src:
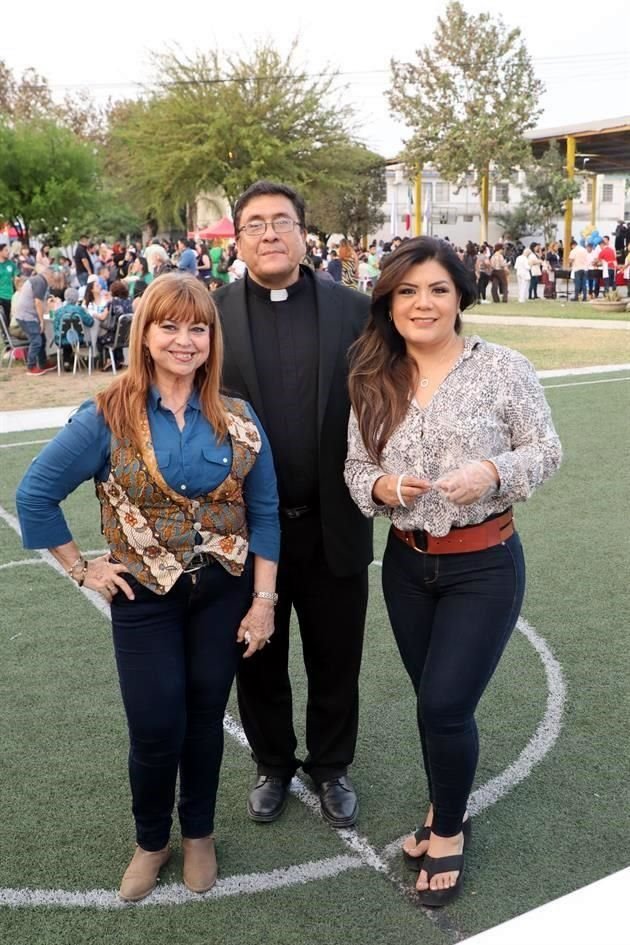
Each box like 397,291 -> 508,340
514,249 -> 531,303
568,240 -> 589,301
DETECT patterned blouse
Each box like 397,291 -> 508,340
344,336 -> 562,536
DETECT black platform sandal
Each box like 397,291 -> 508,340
403,816 -> 471,872
402,825 -> 431,870
416,851 -> 465,907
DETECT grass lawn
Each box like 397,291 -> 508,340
468,299 -> 630,320
465,324 -> 629,370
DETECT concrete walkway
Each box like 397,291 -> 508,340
466,313 -> 630,330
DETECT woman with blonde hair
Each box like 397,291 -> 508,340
16,272 -> 280,902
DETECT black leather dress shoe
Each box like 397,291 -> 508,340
247,776 -> 290,823
318,775 -> 358,828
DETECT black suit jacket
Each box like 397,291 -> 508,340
214,273 -> 373,578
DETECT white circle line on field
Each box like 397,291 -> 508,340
0,855 -> 365,910
0,503 -> 564,910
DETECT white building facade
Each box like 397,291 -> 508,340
374,164 -> 627,247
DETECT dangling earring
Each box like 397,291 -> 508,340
387,310 -> 393,322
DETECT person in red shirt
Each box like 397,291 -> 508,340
598,236 -> 617,290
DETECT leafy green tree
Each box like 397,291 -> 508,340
59,188 -> 143,244
0,120 -> 98,242
495,206 -> 539,242
305,143 -> 386,242
107,42 -> 354,228
389,1 -> 544,241
520,141 -> 581,242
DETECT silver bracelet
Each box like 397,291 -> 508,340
252,591 -> 278,605
396,474 -> 408,508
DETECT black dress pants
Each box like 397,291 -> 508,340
236,513 -> 368,784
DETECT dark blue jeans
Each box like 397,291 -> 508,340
110,557 -> 253,850
17,319 -> 47,369
573,270 -> 587,301
382,528 -> 525,837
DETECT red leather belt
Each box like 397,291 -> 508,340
392,509 -> 514,555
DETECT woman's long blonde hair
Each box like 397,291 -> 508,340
96,272 -> 227,448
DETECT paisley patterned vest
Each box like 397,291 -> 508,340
95,396 -> 261,595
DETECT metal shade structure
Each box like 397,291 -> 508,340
525,115 -> 630,175
198,217 -> 235,240
525,116 -> 630,264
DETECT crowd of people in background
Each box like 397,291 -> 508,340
1,219 -> 629,377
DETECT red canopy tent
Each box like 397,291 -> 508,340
198,217 -> 235,240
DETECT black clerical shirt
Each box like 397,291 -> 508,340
246,271 -> 319,509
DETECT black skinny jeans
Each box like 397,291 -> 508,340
110,557 -> 253,851
382,528 -> 525,837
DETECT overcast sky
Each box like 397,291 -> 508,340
4,0 -> 629,158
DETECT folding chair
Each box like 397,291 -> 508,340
61,314 -> 93,375
105,313 -> 133,375
0,309 -> 29,368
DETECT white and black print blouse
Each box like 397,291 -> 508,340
344,335 -> 562,536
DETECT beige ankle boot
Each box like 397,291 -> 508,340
119,845 -> 171,902
182,836 -> 217,893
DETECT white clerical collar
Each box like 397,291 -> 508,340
270,289 -> 288,302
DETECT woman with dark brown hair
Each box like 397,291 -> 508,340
16,272 -> 279,902
345,236 -> 561,906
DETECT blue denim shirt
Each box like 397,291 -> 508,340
16,388 -> 280,561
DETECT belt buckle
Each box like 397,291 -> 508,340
183,555 -> 206,574
412,529 -> 429,554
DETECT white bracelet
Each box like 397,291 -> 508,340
396,474 -> 408,508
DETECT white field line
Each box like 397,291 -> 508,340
537,363 -> 630,378
0,558 -> 47,570
0,855 -> 364,910
0,504 -> 110,619
0,437 -> 52,449
544,377 -> 630,389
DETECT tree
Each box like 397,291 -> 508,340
58,188 -> 143,244
388,1 -> 544,241
304,143 -> 386,242
495,206 -> 539,242
0,63 -> 55,123
520,141 -> 581,243
107,42 -> 355,229
0,120 -> 98,242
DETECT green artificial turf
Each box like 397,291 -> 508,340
1,371 -> 629,944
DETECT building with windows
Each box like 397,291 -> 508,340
374,162 -> 626,247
